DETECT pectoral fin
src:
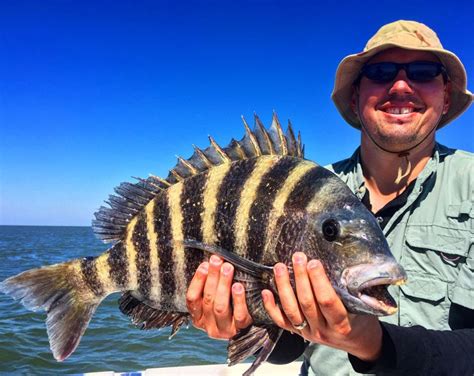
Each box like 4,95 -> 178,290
181,239 -> 273,278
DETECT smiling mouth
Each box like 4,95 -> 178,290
384,107 -> 417,115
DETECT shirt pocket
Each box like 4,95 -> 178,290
404,224 -> 469,277
399,276 -> 450,329
400,225 -> 470,329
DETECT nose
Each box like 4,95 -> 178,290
388,70 -> 414,95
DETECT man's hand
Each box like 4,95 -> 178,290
186,255 -> 253,339
262,252 -> 383,362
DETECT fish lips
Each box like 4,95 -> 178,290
337,259 -> 407,316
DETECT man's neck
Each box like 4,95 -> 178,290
360,138 -> 435,213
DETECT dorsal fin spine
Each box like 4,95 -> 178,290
132,177 -> 163,192
177,156 -> 199,175
255,114 -> 275,155
149,175 -> 171,187
193,145 -> 213,168
297,131 -> 303,158
241,116 -> 262,156
170,169 -> 185,181
272,112 -> 288,156
209,136 -> 231,163
231,138 -> 247,159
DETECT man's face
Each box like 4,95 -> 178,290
353,48 -> 450,153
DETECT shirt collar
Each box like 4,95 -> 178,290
347,142 -> 445,197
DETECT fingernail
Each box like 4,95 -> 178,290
261,290 -> 268,302
293,252 -> 306,264
274,263 -> 286,276
210,255 -> 222,265
232,283 -> 243,294
222,263 -> 233,276
199,262 -> 209,273
307,259 -> 320,270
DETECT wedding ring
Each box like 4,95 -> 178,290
293,319 -> 308,330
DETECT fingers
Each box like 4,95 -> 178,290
261,289 -> 292,330
186,255 -> 253,339
292,252 -> 320,330
273,262 -> 305,328
202,255 -> 223,312
186,261 -> 209,323
213,262 -> 234,332
307,259 -> 350,334
232,283 -> 253,329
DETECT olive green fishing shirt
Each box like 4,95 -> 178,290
303,143 -> 474,376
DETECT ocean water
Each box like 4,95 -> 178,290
0,226 -> 229,374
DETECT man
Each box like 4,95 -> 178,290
186,20 -> 474,374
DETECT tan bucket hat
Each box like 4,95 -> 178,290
332,20 -> 473,129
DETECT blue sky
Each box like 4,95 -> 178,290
1,0 -> 473,226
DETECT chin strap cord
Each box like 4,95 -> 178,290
394,152 -> 412,184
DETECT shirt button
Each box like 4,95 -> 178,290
377,217 -> 383,223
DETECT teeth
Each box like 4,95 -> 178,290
385,107 -> 414,115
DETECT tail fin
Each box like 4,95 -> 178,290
0,262 -> 102,361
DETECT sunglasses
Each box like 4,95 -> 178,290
359,61 -> 447,83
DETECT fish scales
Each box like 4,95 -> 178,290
0,113 -> 407,376
201,162 -> 232,244
95,252 -> 115,293
145,199 -> 161,303
214,158 -> 258,253
167,183 -> 187,311
125,216 -> 139,289
80,257 -> 104,296
262,160 -> 316,265
107,241 -> 129,289
244,157 -> 301,262
269,166 -> 333,263
133,212 -> 152,298
233,157 -> 279,258
153,190 -> 176,310
181,172 -> 208,283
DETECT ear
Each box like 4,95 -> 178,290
443,82 -> 451,115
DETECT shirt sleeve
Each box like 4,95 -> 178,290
266,330 -> 308,364
349,322 -> 474,375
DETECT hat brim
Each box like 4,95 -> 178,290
332,43 -> 473,129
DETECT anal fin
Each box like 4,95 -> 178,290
119,292 -> 189,338
228,325 -> 283,376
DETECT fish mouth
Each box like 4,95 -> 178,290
339,260 -> 407,316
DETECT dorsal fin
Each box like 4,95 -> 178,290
92,113 -> 304,243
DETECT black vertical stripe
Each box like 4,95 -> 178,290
133,213 -> 152,298
154,193 -> 176,309
274,166 -> 333,263
214,159 -> 257,251
181,172 -> 208,284
107,242 -> 129,289
80,257 -> 104,296
284,166 -> 332,210
273,215 -> 308,264
246,157 -> 301,262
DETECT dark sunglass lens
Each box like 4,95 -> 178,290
364,63 -> 398,82
407,62 -> 442,81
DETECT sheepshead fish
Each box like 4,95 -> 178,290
0,113 -> 406,376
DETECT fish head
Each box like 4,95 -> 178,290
304,189 -> 406,316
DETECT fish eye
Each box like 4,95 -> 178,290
322,219 -> 340,241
